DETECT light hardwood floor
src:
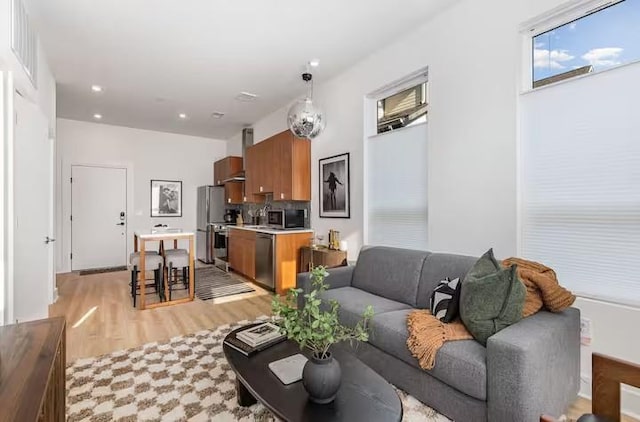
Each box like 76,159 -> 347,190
50,269 -> 636,422
50,269 -> 273,362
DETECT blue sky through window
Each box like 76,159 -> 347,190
533,0 -> 640,83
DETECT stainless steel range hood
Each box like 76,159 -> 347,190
222,128 -> 253,183
241,128 -> 254,164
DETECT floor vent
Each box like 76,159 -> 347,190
11,0 -> 38,88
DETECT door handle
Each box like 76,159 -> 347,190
116,222 -> 125,226
45,236 -> 56,244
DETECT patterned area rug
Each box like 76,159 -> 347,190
194,267 -> 255,300
66,318 -> 451,422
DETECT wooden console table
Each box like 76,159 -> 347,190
299,246 -> 348,273
0,317 -> 66,422
134,229 -> 195,310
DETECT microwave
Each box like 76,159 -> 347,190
267,209 -> 305,229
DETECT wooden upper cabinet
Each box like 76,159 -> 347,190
244,130 -> 311,202
213,156 -> 243,186
255,140 -> 274,194
275,133 -> 311,201
243,145 -> 263,203
225,182 -> 244,205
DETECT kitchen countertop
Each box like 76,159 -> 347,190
228,225 -> 314,235
134,228 -> 195,240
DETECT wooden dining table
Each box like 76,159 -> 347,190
133,228 -> 195,310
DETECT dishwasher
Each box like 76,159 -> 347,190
255,233 -> 275,290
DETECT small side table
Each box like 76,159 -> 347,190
299,246 -> 347,273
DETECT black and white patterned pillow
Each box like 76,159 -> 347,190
430,277 -> 461,323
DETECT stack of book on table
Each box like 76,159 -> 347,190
224,322 -> 286,356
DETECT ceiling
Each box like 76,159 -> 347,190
26,0 -> 453,139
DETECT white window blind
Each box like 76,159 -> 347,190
368,123 -> 428,250
520,63 -> 640,306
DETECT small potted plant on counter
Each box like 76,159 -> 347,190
272,266 -> 374,404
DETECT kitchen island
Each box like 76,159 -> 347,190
227,226 -> 313,294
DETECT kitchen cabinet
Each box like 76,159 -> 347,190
274,132 -> 311,201
228,227 -> 313,294
228,228 -> 256,279
274,232 -> 314,294
244,130 -> 311,201
253,140 -> 274,194
224,181 -> 244,205
243,147 -> 264,203
214,156 -> 243,186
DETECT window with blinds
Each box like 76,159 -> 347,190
11,0 -> 38,88
520,62 -> 640,306
376,82 -> 428,134
368,123 -> 428,250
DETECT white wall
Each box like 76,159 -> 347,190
56,119 -> 227,273
1,0 -> 57,325
237,0 -> 640,416
248,0 -> 531,261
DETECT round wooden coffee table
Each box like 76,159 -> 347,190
223,324 -> 403,422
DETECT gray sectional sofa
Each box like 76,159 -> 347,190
297,246 -> 580,422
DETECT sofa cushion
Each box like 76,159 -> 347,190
416,253 -> 479,309
460,249 -> 526,346
319,287 -> 411,329
430,277 -> 462,322
352,246 -> 431,307
368,309 -> 487,401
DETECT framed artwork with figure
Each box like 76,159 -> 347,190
319,153 -> 350,218
150,180 -> 182,217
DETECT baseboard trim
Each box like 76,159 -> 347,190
578,385 -> 640,420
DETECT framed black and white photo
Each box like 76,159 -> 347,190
319,153 -> 350,218
150,180 -> 182,217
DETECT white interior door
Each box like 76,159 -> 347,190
13,92 -> 53,322
71,165 -> 127,270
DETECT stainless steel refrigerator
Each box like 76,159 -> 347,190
196,186 -> 225,263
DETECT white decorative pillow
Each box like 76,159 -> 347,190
429,277 -> 461,323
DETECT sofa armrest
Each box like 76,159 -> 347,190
296,266 -> 354,308
487,308 -> 580,422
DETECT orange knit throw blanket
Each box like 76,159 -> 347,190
503,257 -> 575,317
406,257 -> 576,370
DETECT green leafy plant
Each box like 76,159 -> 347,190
272,266 -> 374,360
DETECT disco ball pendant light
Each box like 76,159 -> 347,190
287,72 -> 325,140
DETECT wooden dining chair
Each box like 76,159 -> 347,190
541,353 -> 640,422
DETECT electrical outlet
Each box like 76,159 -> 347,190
580,318 -> 592,346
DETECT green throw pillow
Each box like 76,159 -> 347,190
460,249 -> 525,346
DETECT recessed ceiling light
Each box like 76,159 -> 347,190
178,113 -> 188,119
91,85 -> 103,93
211,112 -> 225,119
235,92 -> 259,102
93,113 -> 102,120
309,59 -> 320,67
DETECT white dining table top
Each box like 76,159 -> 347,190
134,228 -> 195,240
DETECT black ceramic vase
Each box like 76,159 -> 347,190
302,352 -> 342,404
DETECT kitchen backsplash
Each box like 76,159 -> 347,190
226,197 -> 311,228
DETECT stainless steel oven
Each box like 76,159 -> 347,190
214,225 -> 230,271
198,223 -> 230,271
